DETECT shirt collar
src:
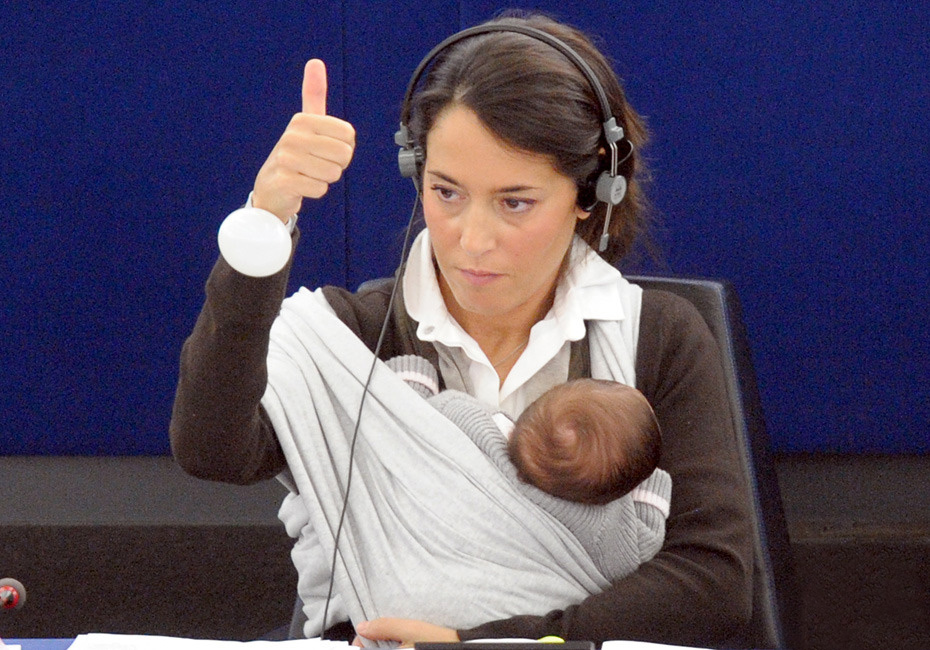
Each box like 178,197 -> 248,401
556,235 -> 629,331
403,230 -> 628,351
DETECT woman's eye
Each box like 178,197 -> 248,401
502,198 -> 534,212
431,185 -> 459,201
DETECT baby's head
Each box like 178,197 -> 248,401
508,379 -> 661,505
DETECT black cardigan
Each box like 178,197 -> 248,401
170,248 -> 753,647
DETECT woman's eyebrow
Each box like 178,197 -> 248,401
426,170 -> 461,186
426,170 -> 539,193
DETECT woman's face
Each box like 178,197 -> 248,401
422,105 -> 589,332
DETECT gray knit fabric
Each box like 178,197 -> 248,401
427,389 -> 670,580
385,354 -> 439,399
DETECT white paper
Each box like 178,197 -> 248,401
602,641 -> 711,650
68,634 -> 350,650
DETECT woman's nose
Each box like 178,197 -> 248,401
458,204 -> 496,257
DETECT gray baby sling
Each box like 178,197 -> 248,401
264,285 -> 641,633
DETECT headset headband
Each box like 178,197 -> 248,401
400,25 -> 612,127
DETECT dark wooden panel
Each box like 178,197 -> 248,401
0,526 -> 295,640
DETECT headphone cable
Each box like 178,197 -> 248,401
319,192 -> 422,639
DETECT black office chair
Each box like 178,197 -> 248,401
282,275 -> 798,648
627,275 -> 797,649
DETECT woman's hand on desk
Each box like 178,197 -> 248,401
354,617 -> 459,648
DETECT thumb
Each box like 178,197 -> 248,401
301,58 -> 327,115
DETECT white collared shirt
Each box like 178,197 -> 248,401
403,230 -> 638,420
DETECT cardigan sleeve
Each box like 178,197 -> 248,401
458,289 -> 754,647
169,240 -> 297,484
169,242 -> 398,485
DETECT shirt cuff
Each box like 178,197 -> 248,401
245,191 -> 298,234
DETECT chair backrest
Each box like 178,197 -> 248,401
627,275 -> 797,649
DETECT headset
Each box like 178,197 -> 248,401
393,23 -> 635,252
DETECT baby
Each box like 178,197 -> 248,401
386,355 -> 671,580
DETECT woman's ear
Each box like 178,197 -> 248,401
574,201 -> 593,220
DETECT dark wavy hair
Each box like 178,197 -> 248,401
508,379 -> 662,505
406,12 -> 652,266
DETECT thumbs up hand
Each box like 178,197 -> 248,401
252,59 -> 356,222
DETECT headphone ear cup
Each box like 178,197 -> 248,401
578,163 -> 627,211
595,170 -> 627,206
395,125 -> 424,185
398,146 -> 421,179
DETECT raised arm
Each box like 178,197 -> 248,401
170,253 -> 291,484
170,59 -> 355,484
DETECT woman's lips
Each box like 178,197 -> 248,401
459,268 -> 501,287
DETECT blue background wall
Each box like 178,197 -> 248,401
2,1 -> 928,455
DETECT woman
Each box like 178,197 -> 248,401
170,12 -> 753,647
